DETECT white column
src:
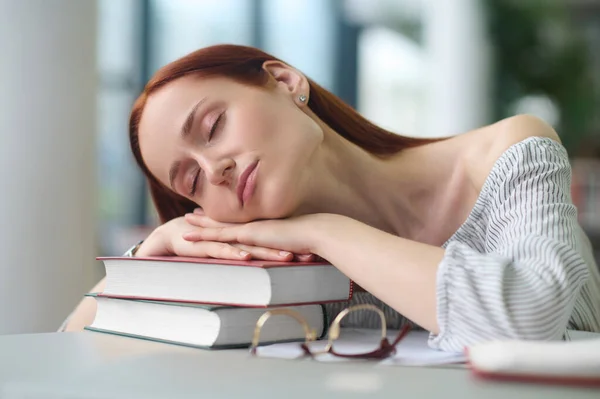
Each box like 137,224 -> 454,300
423,0 -> 492,137
0,0 -> 98,333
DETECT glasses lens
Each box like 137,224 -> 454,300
251,308 -> 321,358
327,307 -> 387,357
254,314 -> 312,343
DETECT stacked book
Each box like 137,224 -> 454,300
86,256 -> 352,349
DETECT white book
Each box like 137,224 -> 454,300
97,256 -> 352,307
467,331 -> 600,387
86,294 -> 325,349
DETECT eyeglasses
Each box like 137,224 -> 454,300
249,304 -> 411,360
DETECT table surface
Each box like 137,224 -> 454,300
0,331 -> 598,399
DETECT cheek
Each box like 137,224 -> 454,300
201,199 -> 231,222
257,165 -> 304,218
200,191 -> 250,223
231,104 -> 274,141
239,97 -> 298,142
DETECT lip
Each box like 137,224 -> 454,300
237,161 -> 259,207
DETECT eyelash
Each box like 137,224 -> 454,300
189,112 -> 225,196
208,112 -> 224,141
189,167 -> 200,196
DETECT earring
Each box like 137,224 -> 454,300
299,94 -> 307,103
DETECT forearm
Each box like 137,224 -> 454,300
310,215 -> 444,333
61,277 -> 105,332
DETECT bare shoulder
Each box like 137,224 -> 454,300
463,114 -> 561,190
490,114 -> 561,151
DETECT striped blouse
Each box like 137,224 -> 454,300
325,136 -> 600,352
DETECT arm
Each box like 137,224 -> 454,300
59,277 -> 105,332
315,138 -> 591,352
60,237 -> 143,332
311,215 -> 444,334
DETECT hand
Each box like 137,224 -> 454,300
134,213 -> 307,262
183,210 -> 329,259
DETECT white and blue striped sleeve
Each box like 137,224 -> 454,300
429,138 -> 591,352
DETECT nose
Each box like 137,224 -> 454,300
205,157 -> 235,186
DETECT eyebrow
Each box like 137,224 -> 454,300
168,98 -> 206,190
181,98 -> 205,138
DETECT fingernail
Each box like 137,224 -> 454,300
279,251 -> 291,257
240,251 -> 250,257
193,208 -> 203,214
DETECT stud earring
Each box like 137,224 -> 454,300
299,94 -> 307,103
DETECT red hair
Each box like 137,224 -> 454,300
130,44 -> 434,224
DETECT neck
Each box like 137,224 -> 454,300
295,126 -> 462,242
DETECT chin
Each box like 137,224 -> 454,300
257,187 -> 299,220
255,201 -> 295,220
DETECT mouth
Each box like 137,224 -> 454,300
237,160 -> 259,207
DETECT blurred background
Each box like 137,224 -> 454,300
1,0 -> 600,334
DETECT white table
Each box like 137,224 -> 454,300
0,331 -> 598,398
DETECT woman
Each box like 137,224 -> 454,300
63,44 -> 600,352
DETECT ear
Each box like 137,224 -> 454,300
262,60 -> 310,106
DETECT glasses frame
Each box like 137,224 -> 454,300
249,304 -> 411,360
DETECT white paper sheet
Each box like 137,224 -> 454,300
255,328 -> 466,366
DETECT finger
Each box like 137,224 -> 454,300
193,208 -> 204,215
232,244 -> 293,261
184,213 -> 211,227
182,230 -> 205,242
202,241 -> 251,261
185,213 -> 213,228
183,226 -> 241,244
184,213 -> 237,228
178,240 -> 251,261
294,253 -> 315,262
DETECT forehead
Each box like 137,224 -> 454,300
140,76 -> 234,139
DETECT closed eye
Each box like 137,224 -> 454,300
189,167 -> 201,196
208,112 -> 224,141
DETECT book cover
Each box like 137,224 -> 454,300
83,326 -> 320,350
86,292 -> 344,310
97,256 -> 332,269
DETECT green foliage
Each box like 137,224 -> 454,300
485,0 -> 597,152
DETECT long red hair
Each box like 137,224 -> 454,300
129,44 -> 433,224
